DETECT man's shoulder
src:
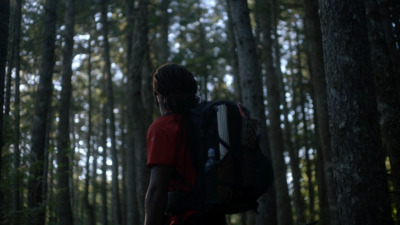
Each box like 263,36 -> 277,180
150,113 -> 182,131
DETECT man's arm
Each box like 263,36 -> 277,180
144,165 -> 173,225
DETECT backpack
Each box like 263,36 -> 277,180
167,100 -> 273,215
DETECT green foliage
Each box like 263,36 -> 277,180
2,207 -> 37,225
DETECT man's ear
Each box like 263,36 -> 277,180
155,96 -> 160,108
157,96 -> 162,104
157,95 -> 167,109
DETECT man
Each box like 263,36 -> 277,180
144,63 -> 226,225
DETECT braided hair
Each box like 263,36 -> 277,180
153,63 -> 199,113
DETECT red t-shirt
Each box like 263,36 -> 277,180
147,113 -> 197,224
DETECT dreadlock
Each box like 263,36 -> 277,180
153,63 -> 199,113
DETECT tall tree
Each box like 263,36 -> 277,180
198,22 -> 209,101
120,108 -> 128,225
364,0 -> 400,220
226,1 -> 278,225
10,0 -> 23,213
302,0 -> 336,224
319,1 -> 394,224
101,104 -> 108,225
269,4 -> 297,222
46,145 -> 57,223
284,23 -> 306,224
42,92 -> 54,223
56,0 -> 75,224
255,0 -> 302,223
5,0 -> 16,119
0,0 -> 10,215
100,0 -> 122,224
293,24 -> 316,219
158,0 -> 170,64
252,0 -> 294,224
28,0 -> 58,224
225,0 -> 241,101
84,31 -> 96,225
125,1 -> 140,225
127,0 -> 152,223
376,0 -> 400,67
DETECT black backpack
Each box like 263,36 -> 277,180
167,100 -> 273,215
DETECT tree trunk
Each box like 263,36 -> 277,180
255,1 -> 299,224
47,145 -> 57,223
319,1 -> 394,224
0,0 -> 9,213
101,104 -> 108,225
285,23 -> 306,224
376,0 -> 400,67
302,0 -> 336,224
120,109 -> 128,225
91,146 -> 98,225
227,1 -> 278,225
271,2 -> 296,223
303,0 -> 336,224
100,1 -> 122,224
71,137 -> 79,225
197,22 -> 209,101
84,31 -> 96,225
84,122 -> 95,225
158,0 -> 170,64
141,51 -> 154,114
364,0 -> 400,220
125,1 -> 140,225
28,0 -> 58,223
10,0 -> 23,212
299,74 -> 315,219
263,1 -> 293,224
41,89 -> 54,224
127,0 -> 151,223
225,0 -> 241,101
293,26 -> 316,220
57,0 -> 75,224
5,0 -> 15,120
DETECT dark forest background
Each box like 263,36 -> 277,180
0,0 -> 399,225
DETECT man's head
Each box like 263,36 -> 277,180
153,63 -> 199,113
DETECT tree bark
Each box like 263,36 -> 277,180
319,1 -> 394,224
158,0 -> 170,64
84,31 -> 96,225
198,22 -> 209,101
284,23 -> 307,224
127,0 -> 151,223
10,0 -> 23,212
57,0 -> 75,224
227,1 -> 278,225
47,145 -> 57,223
263,0 -> 294,224
0,0 -> 10,213
293,26 -> 316,220
101,104 -> 108,225
5,0 -> 15,120
255,0 -> 301,224
225,0 -> 241,101
376,0 -> 400,68
120,108 -> 128,225
302,0 -> 336,224
271,2 -> 296,223
91,147 -> 98,225
364,0 -> 400,220
141,50 -> 154,114
100,1 -> 122,224
125,1 -> 140,225
28,0 -> 58,224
